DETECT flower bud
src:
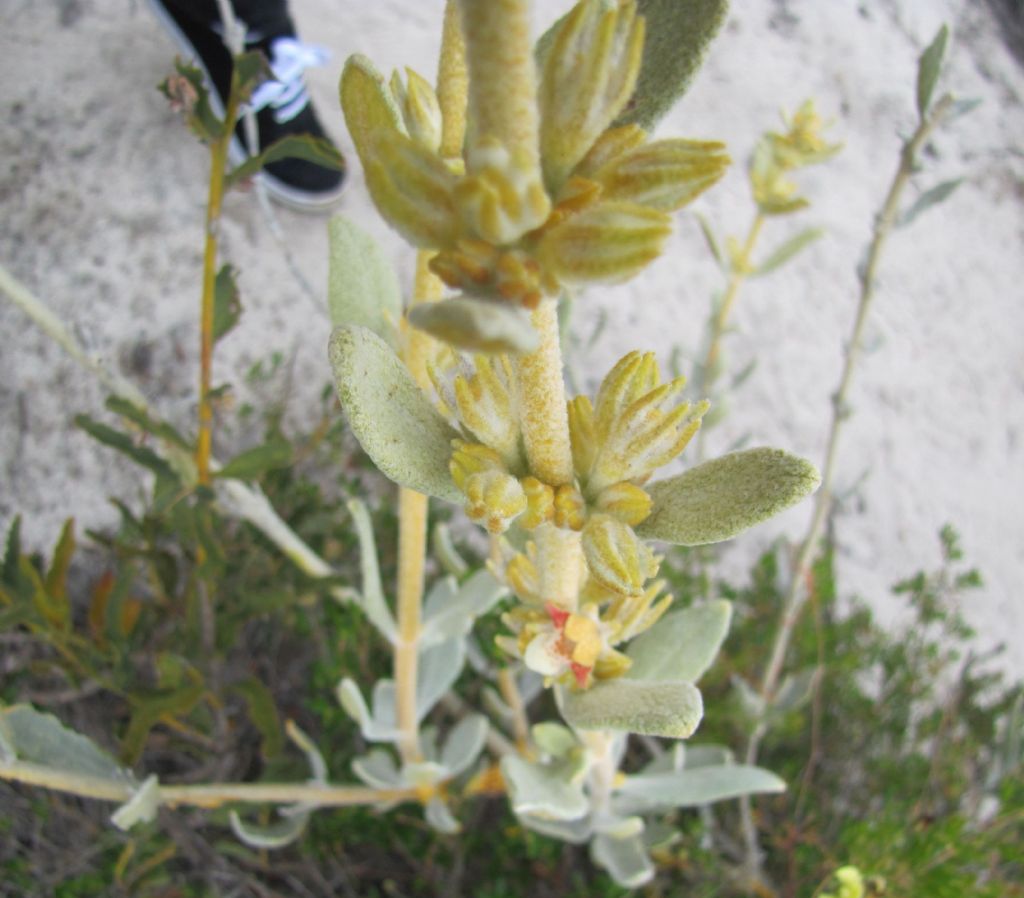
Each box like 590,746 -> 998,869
390,67 -> 442,154
582,513 -> 657,596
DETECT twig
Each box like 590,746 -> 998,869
737,93 -> 956,885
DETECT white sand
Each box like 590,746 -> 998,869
1,1 -> 1021,676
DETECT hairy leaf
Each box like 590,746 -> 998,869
613,0 -> 730,131
327,215 -> 403,347
329,325 -> 460,501
625,600 -> 732,683
501,755 -> 589,821
617,763 -> 785,808
347,499 -> 398,643
0,704 -> 134,785
637,448 -> 820,546
751,227 -> 825,277
591,832 -> 654,889
562,679 -> 703,738
407,296 -> 539,354
216,438 -> 292,480
917,24 -> 949,120
897,178 -> 963,228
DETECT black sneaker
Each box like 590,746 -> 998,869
145,0 -> 346,211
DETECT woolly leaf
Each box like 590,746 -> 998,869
327,215 -> 403,347
0,704 -> 134,785
897,178 -> 963,228
407,296 -> 539,354
590,832 -> 655,889
625,600 -> 732,683
229,809 -> 308,849
417,637 -> 465,720
501,755 -> 589,821
751,227 -> 825,277
917,24 -> 949,120
425,796 -> 461,833
346,499 -> 398,643
637,448 -> 820,546
562,679 -> 703,738
617,763 -> 785,808
111,775 -> 161,831
421,569 -> 507,646
614,0 -> 730,131
328,325 -> 460,502
440,714 -> 488,777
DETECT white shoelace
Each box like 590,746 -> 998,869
248,37 -> 330,124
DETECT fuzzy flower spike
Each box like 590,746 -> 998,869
340,0 -> 730,351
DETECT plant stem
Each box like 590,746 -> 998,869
514,299 -> 574,485
393,252 -> 446,765
497,668 -> 532,755
0,758 -> 417,810
695,211 -> 764,458
737,94 -> 954,885
196,87 -> 241,487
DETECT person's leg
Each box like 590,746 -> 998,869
145,0 -> 346,210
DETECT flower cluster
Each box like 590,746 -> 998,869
434,350 -> 708,689
341,0 -> 729,313
749,99 -> 842,216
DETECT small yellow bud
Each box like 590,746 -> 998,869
567,395 -> 598,482
573,125 -> 648,181
454,356 -> 520,466
520,477 -> 555,530
537,201 -> 672,286
553,484 -> 586,531
449,439 -> 504,491
582,513 -> 657,596
590,138 -> 731,212
456,138 -> 552,245
506,543 -> 541,605
390,67 -> 442,154
538,0 -> 645,192
592,647 -> 633,680
588,352 -> 708,492
594,482 -> 652,527
464,469 -> 527,533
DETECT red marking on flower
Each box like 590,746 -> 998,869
570,662 -> 591,688
545,602 -> 571,630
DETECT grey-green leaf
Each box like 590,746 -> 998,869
417,637 -> 465,720
111,775 -> 161,830
329,325 -> 461,502
327,215 -> 403,347
625,600 -> 732,683
590,832 -> 655,889
637,447 -> 820,546
440,714 -> 488,777
917,24 -> 949,120
562,679 -> 703,738
897,178 -> 963,228
407,296 -> 539,354
751,227 -> 825,277
0,704 -> 134,784
501,755 -> 589,821
347,499 -> 398,643
229,809 -> 309,849
613,0 -> 731,131
617,763 -> 785,808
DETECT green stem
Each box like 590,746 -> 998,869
196,95 -> 238,487
737,95 -> 955,886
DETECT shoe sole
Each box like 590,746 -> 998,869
143,0 -> 346,213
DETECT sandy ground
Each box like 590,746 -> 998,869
1,1 -> 1022,677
